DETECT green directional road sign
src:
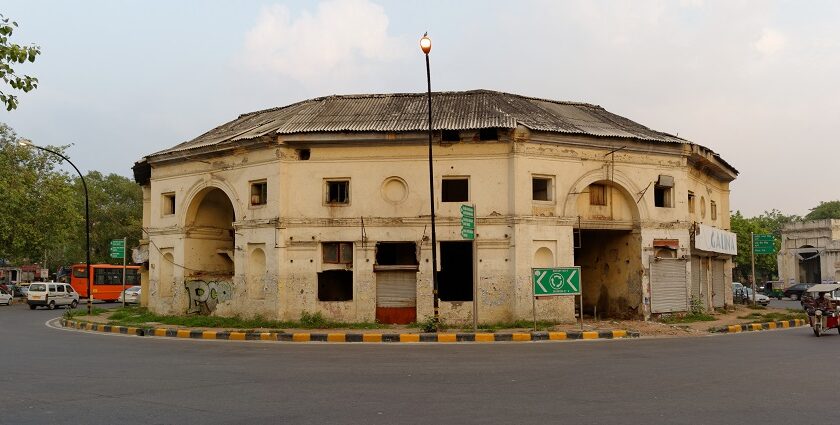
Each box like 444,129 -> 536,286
110,239 -> 125,259
532,267 -> 581,296
460,204 -> 475,240
753,234 -> 775,255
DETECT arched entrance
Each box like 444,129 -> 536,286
569,180 -> 643,319
797,245 -> 821,283
178,187 -> 236,315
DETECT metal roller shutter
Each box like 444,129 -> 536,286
650,257 -> 689,313
712,260 -> 726,308
376,271 -> 417,308
691,256 -> 703,307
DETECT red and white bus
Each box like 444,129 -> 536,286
70,264 -> 141,301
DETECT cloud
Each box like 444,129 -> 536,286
753,28 -> 787,55
242,0 -> 404,83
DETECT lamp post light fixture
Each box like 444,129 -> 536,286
18,139 -> 92,314
420,32 -> 439,328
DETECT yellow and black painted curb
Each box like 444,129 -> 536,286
716,318 -> 807,333
59,319 -> 639,343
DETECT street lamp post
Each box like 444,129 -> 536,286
19,139 -> 92,314
420,32 -> 439,328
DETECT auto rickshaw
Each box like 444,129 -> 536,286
802,283 -> 840,337
763,281 -> 784,300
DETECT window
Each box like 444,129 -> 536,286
479,128 -> 498,141
688,191 -> 695,213
92,268 -> 140,285
654,175 -> 674,208
297,149 -> 311,160
72,267 -> 87,278
711,201 -> 717,220
56,285 -> 65,293
442,130 -> 460,142
162,193 -> 176,215
325,180 -> 349,204
532,176 -> 553,201
589,184 -> 606,206
375,242 -> 418,266
439,241 -> 473,301
318,270 -> 353,301
700,196 -> 706,218
250,180 -> 267,206
442,178 -> 469,202
323,242 -> 353,264
48,284 -> 56,292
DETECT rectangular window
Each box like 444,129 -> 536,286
325,180 -> 350,204
442,178 -> 469,202
479,128 -> 498,141
375,242 -> 418,266
317,270 -> 353,301
711,201 -> 717,220
532,176 -> 553,201
589,184 -> 607,206
442,130 -> 460,142
323,242 -> 353,264
439,241 -> 473,301
654,175 -> 674,208
688,191 -> 695,213
162,193 -> 175,215
250,180 -> 267,206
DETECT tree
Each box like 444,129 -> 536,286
63,171 -> 143,264
729,209 -> 801,284
0,14 -> 40,111
805,201 -> 840,220
0,123 -> 80,265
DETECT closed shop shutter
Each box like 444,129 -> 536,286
376,271 -> 416,308
691,256 -> 703,307
712,260 -> 726,308
650,257 -> 688,313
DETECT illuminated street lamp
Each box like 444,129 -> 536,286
420,32 -> 439,327
18,139 -> 92,314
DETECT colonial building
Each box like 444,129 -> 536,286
133,90 -> 738,323
778,219 -> 840,285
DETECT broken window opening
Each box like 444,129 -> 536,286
162,193 -> 175,215
442,130 -> 460,142
326,180 -> 350,204
317,270 -> 353,301
250,180 -> 267,206
532,176 -> 552,201
298,149 -> 311,160
479,128 -> 498,141
710,201 -> 717,220
589,184 -> 607,206
439,241 -> 473,302
323,242 -> 353,264
654,186 -> 673,208
442,178 -> 469,202
375,242 -> 418,267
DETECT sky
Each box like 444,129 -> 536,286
2,0 -> 839,217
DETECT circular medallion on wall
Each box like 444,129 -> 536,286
381,177 -> 408,204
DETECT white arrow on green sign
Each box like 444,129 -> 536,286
532,267 -> 581,296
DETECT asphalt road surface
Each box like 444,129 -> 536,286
1,301 -> 837,425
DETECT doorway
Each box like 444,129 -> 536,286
574,230 -> 642,318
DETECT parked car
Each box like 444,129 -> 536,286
26,282 -> 79,310
783,283 -> 816,301
0,289 -> 12,305
739,287 -> 770,306
117,286 -> 141,304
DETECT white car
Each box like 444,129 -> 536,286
741,287 -> 770,306
0,290 -> 11,305
117,286 -> 141,304
27,282 -> 80,310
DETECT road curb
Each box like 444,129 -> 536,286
58,319 -> 640,343
715,318 -> 807,333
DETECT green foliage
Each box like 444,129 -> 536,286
106,307 -> 381,330
415,315 -> 443,332
299,311 -> 329,328
736,311 -> 806,322
659,312 -> 716,324
805,201 -> 840,220
689,296 -> 704,315
0,124 -> 80,264
729,209 -> 801,283
0,14 -> 40,111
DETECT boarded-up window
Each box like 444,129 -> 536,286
318,270 -> 353,301
589,184 -> 606,206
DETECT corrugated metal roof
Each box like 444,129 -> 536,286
149,89 -> 687,158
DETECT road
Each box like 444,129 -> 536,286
1,301 -> 837,425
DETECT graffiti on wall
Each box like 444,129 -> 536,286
185,280 -> 233,314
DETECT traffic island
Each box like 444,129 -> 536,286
711,318 -> 808,333
58,319 -> 639,343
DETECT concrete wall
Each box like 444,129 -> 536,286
141,128 -> 735,322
